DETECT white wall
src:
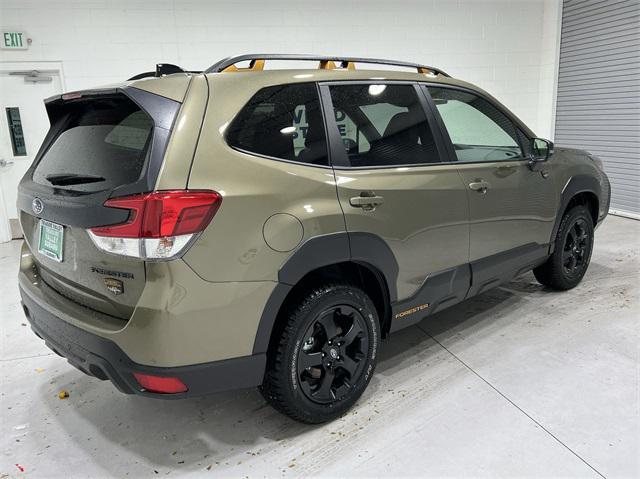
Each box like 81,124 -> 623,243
0,0 -> 561,138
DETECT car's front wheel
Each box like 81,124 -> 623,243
261,283 -> 380,424
534,204 -> 594,290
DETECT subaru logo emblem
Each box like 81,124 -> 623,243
32,198 -> 44,215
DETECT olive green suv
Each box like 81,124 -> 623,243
18,54 -> 610,423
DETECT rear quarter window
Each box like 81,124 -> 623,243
226,83 -> 328,166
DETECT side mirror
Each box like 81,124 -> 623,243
531,138 -> 553,161
529,138 -> 553,171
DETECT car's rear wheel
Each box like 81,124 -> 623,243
261,283 -> 380,424
534,204 -> 594,290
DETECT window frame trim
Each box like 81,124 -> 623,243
419,83 -> 534,166
221,80 -> 537,171
318,80 -> 450,170
227,145 -> 334,169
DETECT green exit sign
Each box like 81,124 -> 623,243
1,31 -> 29,50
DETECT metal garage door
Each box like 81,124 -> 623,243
555,0 -> 640,217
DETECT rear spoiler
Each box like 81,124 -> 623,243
44,87 -> 178,132
44,87 -> 119,106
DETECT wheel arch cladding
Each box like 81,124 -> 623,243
551,175 -> 601,248
566,191 -> 599,224
252,232 -> 398,356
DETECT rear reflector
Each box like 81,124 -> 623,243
133,373 -> 188,394
88,190 -> 222,260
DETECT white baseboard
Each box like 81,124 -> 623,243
609,209 -> 640,221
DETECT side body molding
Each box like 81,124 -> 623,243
390,264 -> 471,332
252,232 -> 399,355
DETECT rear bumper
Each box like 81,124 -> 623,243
20,285 -> 266,398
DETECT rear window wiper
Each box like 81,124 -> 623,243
45,173 -> 106,186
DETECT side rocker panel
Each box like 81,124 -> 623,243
468,243 -> 549,297
390,264 -> 471,332
390,242 -> 551,333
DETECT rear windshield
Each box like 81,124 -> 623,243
33,95 -> 153,192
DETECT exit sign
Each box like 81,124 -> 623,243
1,31 -> 29,50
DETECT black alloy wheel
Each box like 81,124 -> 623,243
297,305 -> 369,404
562,217 -> 590,277
534,204 -> 594,290
261,283 -> 380,424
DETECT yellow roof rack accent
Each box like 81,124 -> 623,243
417,66 -> 438,75
206,54 -> 450,77
319,60 -> 335,70
318,60 -> 355,70
221,59 -> 265,73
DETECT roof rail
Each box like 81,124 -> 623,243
204,54 -> 450,77
127,63 -> 201,81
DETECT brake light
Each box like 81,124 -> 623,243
62,92 -> 83,101
88,190 -> 222,260
133,373 -> 188,394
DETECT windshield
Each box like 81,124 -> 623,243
32,95 -> 153,192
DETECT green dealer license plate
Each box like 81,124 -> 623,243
38,220 -> 64,262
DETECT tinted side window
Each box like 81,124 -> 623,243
427,87 -> 523,162
226,83 -> 328,166
329,84 -> 440,167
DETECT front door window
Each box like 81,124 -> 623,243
427,87 -> 523,162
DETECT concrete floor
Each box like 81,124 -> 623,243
1,215 -> 638,478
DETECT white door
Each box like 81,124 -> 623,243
0,65 -> 63,242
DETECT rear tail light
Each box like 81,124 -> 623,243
133,372 -> 188,394
88,190 -> 222,260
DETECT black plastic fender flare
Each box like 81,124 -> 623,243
252,232 -> 398,355
549,174 -> 601,251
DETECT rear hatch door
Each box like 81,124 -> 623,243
18,86 -> 182,319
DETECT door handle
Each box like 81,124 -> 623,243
468,180 -> 490,194
350,192 -> 385,211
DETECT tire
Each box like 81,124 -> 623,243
260,283 -> 380,424
533,204 -> 594,290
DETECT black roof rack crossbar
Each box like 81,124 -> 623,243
204,54 -> 450,77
